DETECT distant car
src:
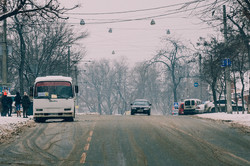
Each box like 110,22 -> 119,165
184,99 -> 202,114
130,99 -> 151,116
207,100 -> 244,112
203,101 -> 213,113
178,102 -> 184,115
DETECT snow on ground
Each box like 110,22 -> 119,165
0,114 -> 34,143
195,112 -> 250,127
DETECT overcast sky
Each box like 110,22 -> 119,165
60,0 -> 217,66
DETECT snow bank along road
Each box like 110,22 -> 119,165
0,115 -> 35,143
195,112 -> 250,132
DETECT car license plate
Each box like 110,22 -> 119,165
137,109 -> 143,112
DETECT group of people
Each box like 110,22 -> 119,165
1,91 -> 31,118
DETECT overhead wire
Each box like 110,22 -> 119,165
66,0 -> 226,25
65,0 -> 204,15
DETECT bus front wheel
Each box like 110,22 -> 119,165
34,117 -> 46,123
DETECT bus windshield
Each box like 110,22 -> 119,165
34,81 -> 73,99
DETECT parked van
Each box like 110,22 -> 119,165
184,99 -> 201,114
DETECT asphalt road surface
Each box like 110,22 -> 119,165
0,115 -> 249,166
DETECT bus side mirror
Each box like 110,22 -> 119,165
30,87 -> 34,97
75,85 -> 79,93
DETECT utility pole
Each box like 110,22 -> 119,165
67,46 -> 70,76
199,54 -> 202,100
75,65 -> 78,106
1,0 -> 7,85
223,5 -> 233,114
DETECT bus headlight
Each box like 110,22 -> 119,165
36,109 -> 43,111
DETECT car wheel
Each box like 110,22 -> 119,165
131,110 -> 134,115
147,110 -> 151,116
211,108 -> 215,113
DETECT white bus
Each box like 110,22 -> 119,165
31,76 -> 78,122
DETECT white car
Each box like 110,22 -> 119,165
195,103 -> 205,114
206,100 -> 244,112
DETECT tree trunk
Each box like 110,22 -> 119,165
212,79 -> 218,112
17,23 -> 25,95
233,70 -> 239,114
98,95 -> 102,115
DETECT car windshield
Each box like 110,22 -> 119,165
34,81 -> 73,99
133,101 -> 149,106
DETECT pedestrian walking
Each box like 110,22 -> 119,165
0,95 -> 2,116
7,95 -> 13,117
1,92 -> 8,116
14,92 -> 22,117
22,92 -> 31,118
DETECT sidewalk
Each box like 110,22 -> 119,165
0,114 -> 33,125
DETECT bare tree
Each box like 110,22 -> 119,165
182,0 -> 250,21
113,60 -> 130,114
197,37 -> 231,111
9,19 -> 87,94
150,37 -> 188,102
79,60 -> 130,115
0,0 -> 78,21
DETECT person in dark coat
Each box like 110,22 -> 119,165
22,92 -> 31,118
7,96 -> 13,117
14,92 -> 22,117
1,92 -> 8,116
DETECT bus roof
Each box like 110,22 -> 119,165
35,76 -> 72,83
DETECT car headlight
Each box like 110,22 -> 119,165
144,107 -> 150,110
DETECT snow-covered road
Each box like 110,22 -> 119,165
0,112 -> 249,143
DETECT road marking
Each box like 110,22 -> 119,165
87,136 -> 92,142
80,153 -> 87,164
84,143 -> 90,151
89,130 -> 93,137
80,122 -> 96,164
